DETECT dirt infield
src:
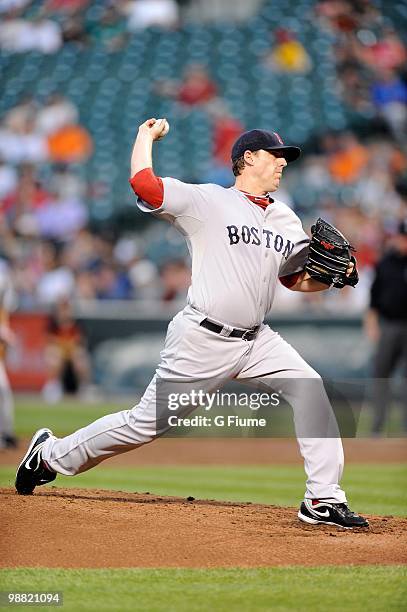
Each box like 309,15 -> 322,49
1,487 -> 406,568
1,438 -> 406,467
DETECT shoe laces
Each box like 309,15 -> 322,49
335,503 -> 357,518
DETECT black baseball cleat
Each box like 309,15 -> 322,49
15,428 -> 56,495
298,499 -> 369,529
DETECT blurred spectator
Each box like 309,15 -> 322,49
357,27 -> 406,72
61,15 -> 89,46
0,15 -> 62,53
74,268 -> 97,300
338,64 -> 372,118
315,0 -> 357,33
35,191 -> 88,240
177,65 -> 217,107
327,132 -> 369,184
114,235 -> 160,299
0,118 -> 48,165
353,141 -> 406,216
36,94 -> 79,136
370,69 -> 407,141
0,15 -> 34,53
121,0 -> 179,31
0,0 -> 30,13
0,161 -> 17,200
31,16 -> 63,53
62,227 -> 100,272
43,297 -> 91,403
88,5 -> 127,51
160,259 -> 190,302
264,28 -> 312,74
128,258 -> 159,299
211,105 -> 244,167
156,64 -> 218,110
315,0 -> 380,34
0,94 -> 92,165
36,241 -> 75,305
365,219 -> 407,434
93,262 -> 133,300
4,96 -> 37,133
12,242 -> 45,310
47,124 -> 93,163
50,164 -> 87,200
203,102 -> 243,186
41,0 -> 90,15
1,166 -> 51,234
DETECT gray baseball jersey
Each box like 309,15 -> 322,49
137,179 -> 310,328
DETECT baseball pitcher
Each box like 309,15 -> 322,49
15,119 -> 368,529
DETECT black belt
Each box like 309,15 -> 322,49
200,318 -> 260,341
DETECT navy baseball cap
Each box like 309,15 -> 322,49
231,129 -> 301,163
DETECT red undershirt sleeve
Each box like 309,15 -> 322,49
279,271 -> 302,288
129,168 -> 164,208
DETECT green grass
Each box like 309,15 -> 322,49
1,463 -> 406,516
13,399 -> 125,437
0,567 -> 405,612
11,396 -> 407,438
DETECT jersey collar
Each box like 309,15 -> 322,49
238,190 -> 274,210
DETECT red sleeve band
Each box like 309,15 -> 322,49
129,168 -> 164,208
279,271 -> 301,288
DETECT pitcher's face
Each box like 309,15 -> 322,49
245,149 -> 288,192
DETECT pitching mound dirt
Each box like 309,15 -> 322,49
1,487 -> 406,568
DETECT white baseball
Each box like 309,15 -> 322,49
156,118 -> 170,140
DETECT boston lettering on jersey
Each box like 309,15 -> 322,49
226,225 -> 295,260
